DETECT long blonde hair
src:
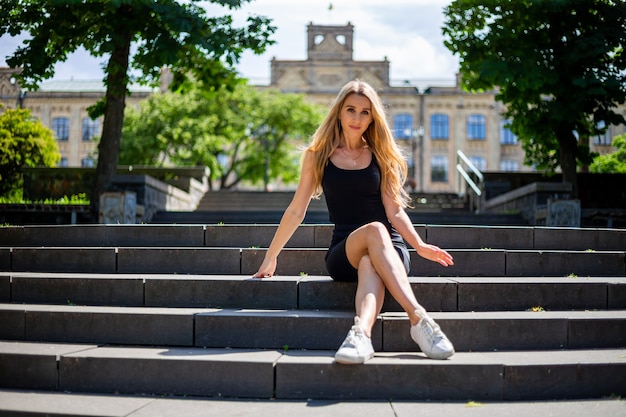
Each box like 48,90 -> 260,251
305,79 -> 409,207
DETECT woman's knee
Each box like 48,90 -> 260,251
362,221 -> 390,241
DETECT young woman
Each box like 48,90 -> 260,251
253,80 -> 455,364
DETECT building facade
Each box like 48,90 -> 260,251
0,67 -> 153,168
1,22 -> 624,193
269,23 -> 625,194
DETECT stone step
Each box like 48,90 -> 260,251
152,210 -> 332,225
151,210 -> 528,226
1,390 -> 624,417
3,273 -> 625,311
2,304 -> 625,351
2,224 -> 624,251
195,191 -> 466,212
2,246 -> 624,276
1,341 -> 624,401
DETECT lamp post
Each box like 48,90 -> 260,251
404,126 -> 424,192
416,125 -> 424,193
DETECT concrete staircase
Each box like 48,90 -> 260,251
152,191 -> 527,225
0,224 -> 625,409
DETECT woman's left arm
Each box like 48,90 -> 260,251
383,192 -> 454,267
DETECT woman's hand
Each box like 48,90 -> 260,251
417,243 -> 454,267
252,256 -> 277,278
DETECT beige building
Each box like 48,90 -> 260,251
269,23 -> 624,194
1,22 -> 624,193
0,67 -> 153,168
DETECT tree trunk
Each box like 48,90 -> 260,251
91,24 -> 132,217
558,132 -> 579,199
579,135 -> 590,173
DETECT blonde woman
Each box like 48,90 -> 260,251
253,80 -> 455,364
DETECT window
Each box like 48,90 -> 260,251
393,114 -> 413,139
430,114 -> 449,140
500,159 -> 519,172
217,154 -> 229,168
82,117 -> 99,141
58,157 -> 69,167
81,157 -> 95,168
52,117 -> 69,141
430,155 -> 448,182
500,120 -> 517,144
594,121 -> 612,146
467,114 -> 486,140
468,156 -> 486,172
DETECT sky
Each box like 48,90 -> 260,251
0,0 -> 459,90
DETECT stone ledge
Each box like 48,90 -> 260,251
2,341 -> 625,401
2,304 -> 625,351
2,224 -> 625,251
0,389 -> 623,417
3,273 -> 626,311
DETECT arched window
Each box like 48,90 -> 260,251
594,120 -> 613,146
500,159 -> 519,172
467,114 -> 486,140
430,114 -> 449,140
81,157 -> 95,168
82,117 -> 100,141
468,156 -> 486,172
52,117 -> 70,141
500,120 -> 517,144
430,155 -> 449,182
393,114 -> 414,140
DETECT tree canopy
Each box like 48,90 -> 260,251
590,134 -> 626,173
119,81 -> 325,190
443,0 -> 626,196
0,0 -> 275,214
0,105 -> 60,199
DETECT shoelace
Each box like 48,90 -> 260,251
343,326 -> 364,348
421,317 -> 443,338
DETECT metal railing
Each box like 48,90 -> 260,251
456,150 -> 484,213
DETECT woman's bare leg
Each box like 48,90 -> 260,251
354,255 -> 385,337
339,222 -> 454,361
345,222 -> 425,326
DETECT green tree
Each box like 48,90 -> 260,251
0,0 -> 275,214
0,106 -> 60,198
443,0 -> 626,196
119,82 -> 324,189
590,134 -> 626,173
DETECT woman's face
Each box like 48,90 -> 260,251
339,93 -> 373,140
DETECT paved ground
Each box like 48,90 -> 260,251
0,390 -> 624,417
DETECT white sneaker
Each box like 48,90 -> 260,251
334,317 -> 375,364
410,314 -> 455,360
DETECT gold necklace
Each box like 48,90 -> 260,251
341,146 -> 366,166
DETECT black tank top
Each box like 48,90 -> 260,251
322,155 -> 405,249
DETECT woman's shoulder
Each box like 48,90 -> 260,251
301,147 -> 325,167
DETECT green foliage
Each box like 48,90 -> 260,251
590,134 -> 626,173
119,82 -> 325,189
1,1 -> 275,93
443,0 -> 626,192
0,0 -> 276,206
0,193 -> 89,205
0,106 -> 60,198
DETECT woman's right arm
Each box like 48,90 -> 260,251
252,150 -> 317,278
